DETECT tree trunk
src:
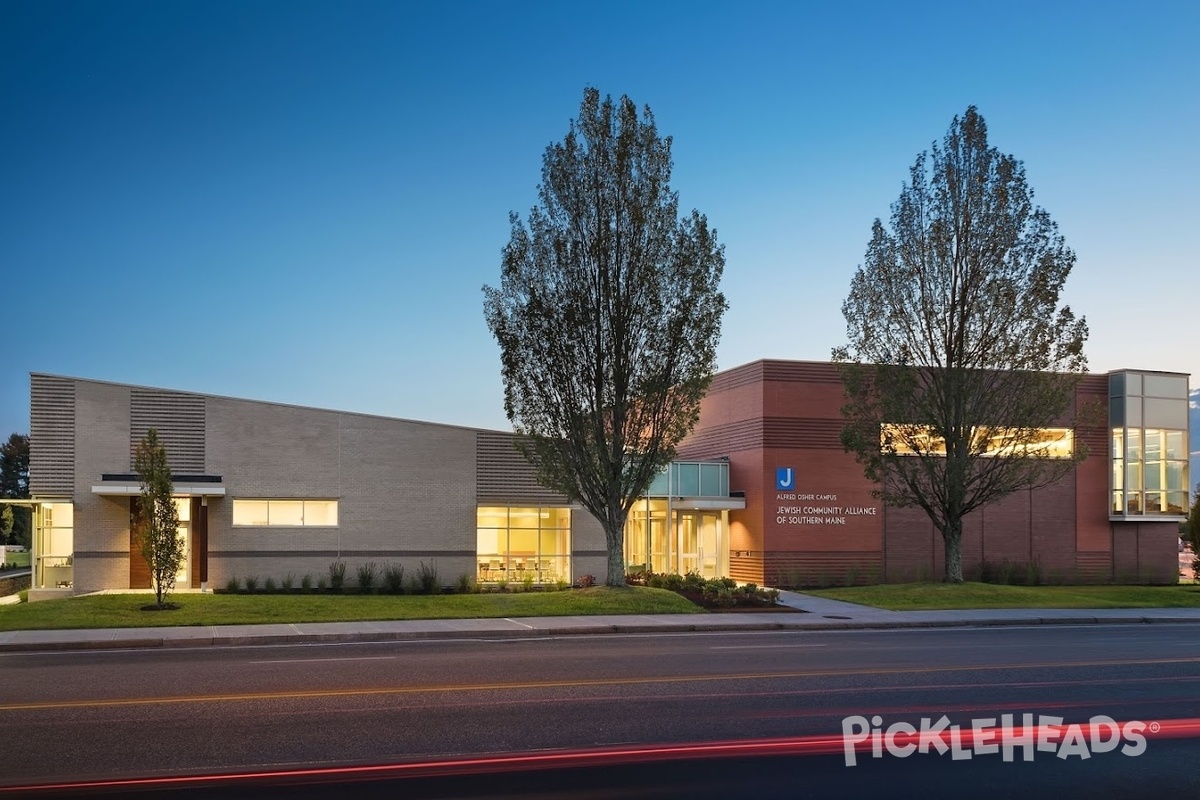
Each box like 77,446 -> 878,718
603,519 -> 628,587
942,518 -> 964,583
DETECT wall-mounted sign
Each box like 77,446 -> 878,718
776,467 -> 795,491
773,491 -> 879,526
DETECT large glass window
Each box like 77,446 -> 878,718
881,425 -> 1075,458
34,502 -> 73,589
232,499 -> 339,527
475,506 -> 570,583
1110,370 -> 1190,519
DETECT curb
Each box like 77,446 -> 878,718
2,614 -> 1199,653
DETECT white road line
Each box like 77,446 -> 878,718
504,618 -> 536,629
710,644 -> 828,650
249,656 -> 397,665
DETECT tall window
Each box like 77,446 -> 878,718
476,506 -> 570,582
1110,371 -> 1190,517
34,502 -> 73,589
232,499 -> 339,527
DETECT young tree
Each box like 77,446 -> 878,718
834,107 -> 1089,583
0,433 -> 31,547
133,428 -> 183,608
484,87 -> 727,587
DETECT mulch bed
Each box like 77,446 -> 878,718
676,591 -> 805,613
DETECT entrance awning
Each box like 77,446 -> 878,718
92,474 -> 226,497
668,496 -> 746,511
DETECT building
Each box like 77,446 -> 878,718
24,361 -> 1190,599
676,361 -> 1190,586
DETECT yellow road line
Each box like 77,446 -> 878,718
3,655 -> 1199,713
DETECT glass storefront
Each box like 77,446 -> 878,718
624,460 -> 739,578
476,506 -> 571,583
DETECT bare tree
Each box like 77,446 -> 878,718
835,107 -> 1089,583
133,428 -> 183,608
485,87 -> 727,586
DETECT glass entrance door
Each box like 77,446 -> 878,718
174,498 -> 190,589
676,511 -> 722,578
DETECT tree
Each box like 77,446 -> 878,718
133,429 -> 183,608
1185,485 -> 1200,581
484,87 -> 727,587
834,107 -> 1089,583
0,433 -> 31,548
0,505 -> 12,545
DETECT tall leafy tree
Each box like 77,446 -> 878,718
0,433 -> 31,547
834,107 -> 1089,583
484,87 -> 727,586
133,428 -> 183,608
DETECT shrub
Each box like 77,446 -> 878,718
555,578 -> 569,592
647,573 -> 666,589
356,561 -> 379,593
662,573 -> 684,592
457,573 -> 474,594
244,575 -> 260,593
282,573 -> 296,592
625,568 -> 651,586
416,559 -> 439,594
383,563 -> 406,594
1024,558 -> 1043,586
225,577 -> 239,593
301,573 -> 314,592
328,560 -> 347,591
682,572 -> 705,592
577,574 -> 596,588
522,572 -> 535,592
496,577 -> 508,592
317,575 -> 328,591
264,576 -> 277,593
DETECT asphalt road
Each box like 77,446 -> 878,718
3,624 -> 1200,798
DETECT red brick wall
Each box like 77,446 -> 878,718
679,360 -> 1175,586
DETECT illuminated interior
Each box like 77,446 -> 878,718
34,502 -> 73,589
232,499 -> 339,526
1109,371 -> 1190,518
881,425 -> 1075,459
476,506 -> 571,583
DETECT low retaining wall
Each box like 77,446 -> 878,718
0,572 -> 31,597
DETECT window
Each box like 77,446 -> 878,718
476,506 -> 570,582
881,425 -> 1074,459
232,499 -> 338,527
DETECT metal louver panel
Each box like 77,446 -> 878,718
476,432 -> 569,505
130,390 -> 206,472
30,375 -> 76,496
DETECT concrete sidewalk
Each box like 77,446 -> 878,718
2,590 -> 1199,653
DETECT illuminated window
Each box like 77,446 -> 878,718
880,425 -> 1074,459
232,499 -> 338,527
475,506 -> 570,583
1109,370 -> 1190,518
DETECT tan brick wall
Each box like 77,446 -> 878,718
73,382 -> 134,592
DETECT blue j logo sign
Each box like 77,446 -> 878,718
776,467 -> 795,491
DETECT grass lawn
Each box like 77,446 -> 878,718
0,586 -> 702,631
807,582 -> 1200,610
2,552 -> 30,569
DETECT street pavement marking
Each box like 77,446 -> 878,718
3,655 -> 1200,713
710,644 -> 829,649
248,656 -> 397,664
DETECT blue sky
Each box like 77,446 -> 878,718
2,0 -> 1197,462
